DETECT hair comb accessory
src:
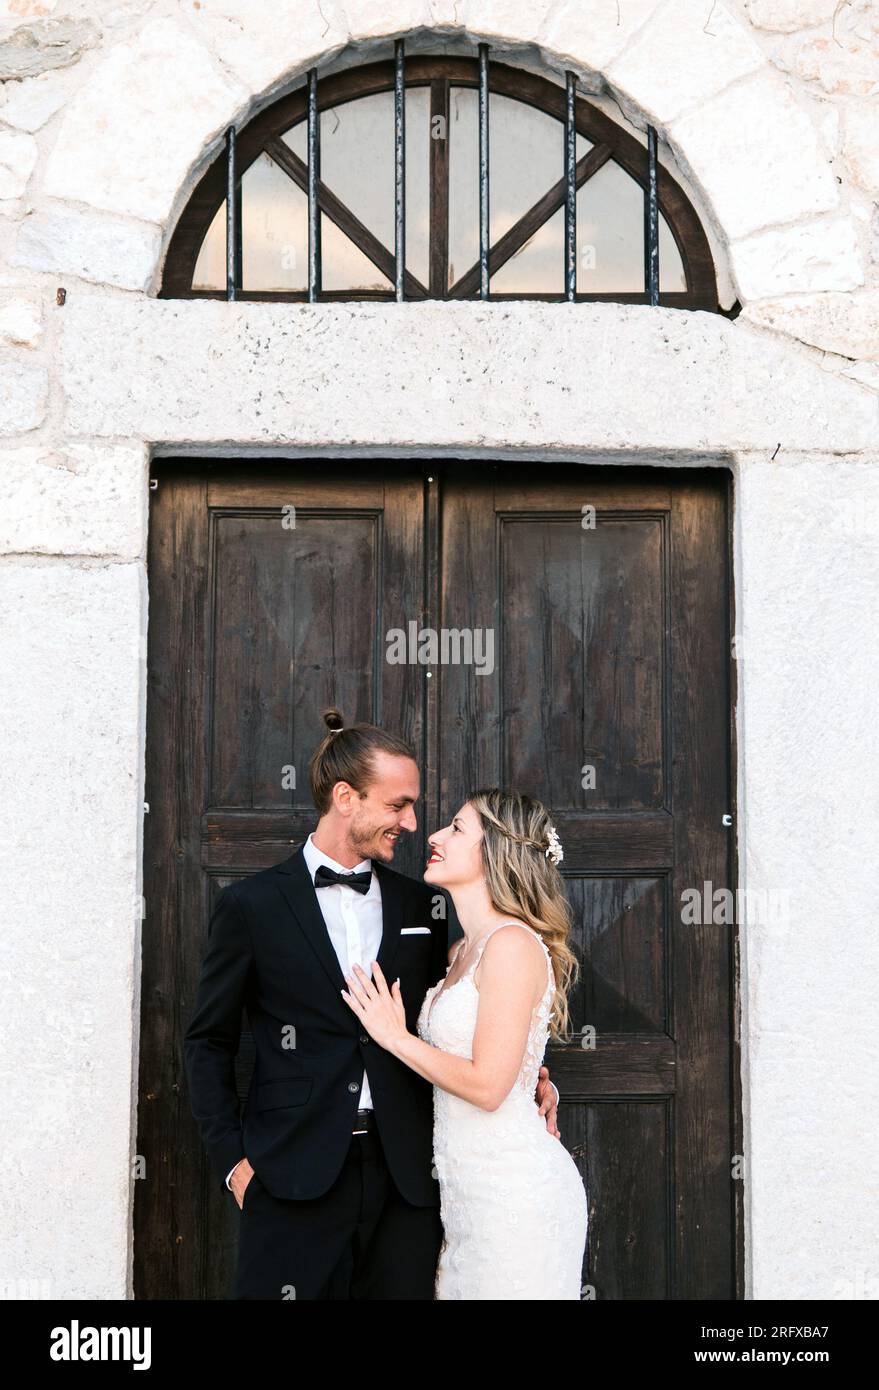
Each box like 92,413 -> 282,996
544,824 -> 564,866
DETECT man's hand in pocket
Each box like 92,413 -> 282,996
230,1157 -> 255,1210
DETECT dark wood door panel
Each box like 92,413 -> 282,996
500,511 -> 666,810
586,1102 -> 673,1299
209,507 -> 381,807
568,874 -> 669,1033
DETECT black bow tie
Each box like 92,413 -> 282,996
314,865 -> 372,895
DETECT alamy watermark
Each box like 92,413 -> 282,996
386,621 -> 495,676
681,880 -> 791,930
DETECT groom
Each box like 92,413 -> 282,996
183,713 -> 561,1299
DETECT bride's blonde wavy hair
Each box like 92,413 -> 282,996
467,788 -> 579,1042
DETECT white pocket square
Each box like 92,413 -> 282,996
400,927 -> 432,935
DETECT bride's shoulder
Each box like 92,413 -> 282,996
479,921 -> 548,977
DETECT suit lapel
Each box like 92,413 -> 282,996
274,843 -> 405,992
275,845 -> 347,992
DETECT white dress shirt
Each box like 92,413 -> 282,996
225,833 -> 560,1188
302,831 -> 384,1112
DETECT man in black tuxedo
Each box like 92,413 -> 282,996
184,712 -> 560,1299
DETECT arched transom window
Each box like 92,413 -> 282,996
162,48 -> 725,312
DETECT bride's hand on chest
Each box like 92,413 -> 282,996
341,959 -> 410,1051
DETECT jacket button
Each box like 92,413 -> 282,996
359,1034 -> 369,1044
347,1081 -> 359,1092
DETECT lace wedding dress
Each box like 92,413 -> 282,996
416,920 -> 589,1300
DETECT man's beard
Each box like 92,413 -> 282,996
350,819 -> 397,861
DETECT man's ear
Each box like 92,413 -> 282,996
332,780 -> 354,816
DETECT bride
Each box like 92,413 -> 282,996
341,787 -> 589,1300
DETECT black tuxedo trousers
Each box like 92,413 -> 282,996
230,1124 -> 444,1299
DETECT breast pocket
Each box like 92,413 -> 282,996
396,933 -> 434,973
398,929 -> 433,948
255,1077 -> 313,1112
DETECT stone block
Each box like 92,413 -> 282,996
606,0 -> 765,126
42,15 -> 247,225
0,354 -> 48,433
0,128 -> 38,200
731,217 -> 864,299
669,68 -> 839,239
11,201 -> 162,290
0,440 -> 148,557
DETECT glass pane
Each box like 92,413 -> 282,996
282,88 -> 430,288
447,87 -> 478,289
405,88 -> 430,287
449,88 -> 594,292
284,121 -> 306,161
576,158 -> 644,293
490,93 -> 567,238
659,213 -> 686,292
490,205 -> 564,293
320,213 -> 392,292
241,151 -> 308,291
192,201 -> 225,291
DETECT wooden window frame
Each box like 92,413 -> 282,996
160,56 -> 730,314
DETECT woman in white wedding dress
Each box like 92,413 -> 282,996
340,788 -> 589,1300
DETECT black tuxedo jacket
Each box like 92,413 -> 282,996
183,843 -> 462,1205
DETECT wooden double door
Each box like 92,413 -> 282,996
137,458 -> 738,1299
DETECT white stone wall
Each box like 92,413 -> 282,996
0,0 -> 877,1301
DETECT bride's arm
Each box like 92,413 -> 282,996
344,927 -> 546,1111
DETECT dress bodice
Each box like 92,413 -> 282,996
416,920 -> 555,1100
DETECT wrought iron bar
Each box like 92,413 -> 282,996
225,125 -> 238,301
565,71 -> 577,302
308,68 -> 321,303
478,43 -> 490,299
645,123 -> 659,306
395,39 -> 405,301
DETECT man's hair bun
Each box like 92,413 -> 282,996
322,707 -> 344,734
